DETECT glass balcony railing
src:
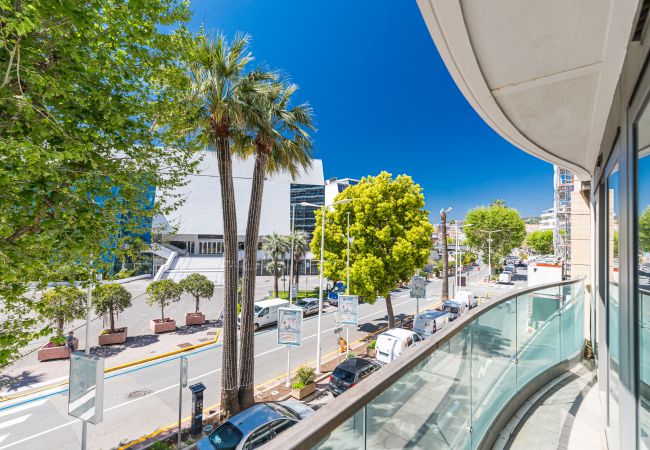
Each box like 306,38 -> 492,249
266,278 -> 585,450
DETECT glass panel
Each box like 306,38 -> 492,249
607,166 -> 620,447
313,409 -> 364,450
559,283 -> 584,360
637,102 -> 650,448
470,301 -> 516,442
515,287 -> 560,389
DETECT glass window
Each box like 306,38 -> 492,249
269,419 -> 295,436
637,102 -> 650,447
607,164 -> 620,447
243,425 -> 273,449
332,367 -> 356,383
208,422 -> 244,450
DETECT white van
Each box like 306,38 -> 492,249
238,298 -> 290,330
498,272 -> 512,284
375,328 -> 422,365
413,311 -> 449,339
454,290 -> 478,309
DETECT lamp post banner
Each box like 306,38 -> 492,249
278,307 -> 303,346
410,276 -> 426,298
339,295 -> 359,325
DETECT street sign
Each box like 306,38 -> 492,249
291,284 -> 298,297
180,356 -> 188,388
278,307 -> 303,346
410,276 -> 426,298
339,295 -> 359,325
68,353 -> 104,424
333,327 -> 343,334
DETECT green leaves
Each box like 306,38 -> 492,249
91,283 -> 133,317
464,201 -> 526,263
525,229 -> 554,255
37,285 -> 86,337
146,279 -> 182,309
178,273 -> 215,302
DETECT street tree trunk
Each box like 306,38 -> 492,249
195,295 -> 200,314
385,292 -> 395,329
161,303 -> 165,322
440,212 -> 449,300
273,265 -> 280,297
215,133 -> 241,418
239,149 -> 268,408
109,304 -> 115,333
294,257 -> 300,286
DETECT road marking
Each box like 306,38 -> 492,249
0,399 -> 46,419
0,435 -> 8,445
0,415 -> 30,431
0,419 -> 78,450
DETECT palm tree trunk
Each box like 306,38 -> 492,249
440,214 -> 449,301
216,134 -> 241,417
294,257 -> 300,286
385,292 -> 395,329
239,149 -> 268,408
274,264 -> 280,297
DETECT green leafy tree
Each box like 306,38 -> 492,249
237,81 -> 314,407
179,273 -> 215,314
525,230 -> 554,255
0,0 -> 198,366
114,235 -> 150,275
183,34 -> 273,417
146,280 -> 182,323
464,200 -> 526,270
262,233 -> 291,297
291,231 -> 311,286
640,207 -> 650,253
312,172 -> 434,328
38,286 -> 86,343
92,284 -> 132,333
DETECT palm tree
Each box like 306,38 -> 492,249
292,230 -> 310,286
184,34 -> 272,418
236,82 -> 313,407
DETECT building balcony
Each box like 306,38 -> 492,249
265,279 -> 590,450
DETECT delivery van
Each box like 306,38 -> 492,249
375,328 -> 422,365
442,300 -> 466,320
498,271 -> 513,284
238,298 -> 290,330
454,290 -> 478,309
413,311 -> 450,339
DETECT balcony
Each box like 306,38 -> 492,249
265,279 -> 587,449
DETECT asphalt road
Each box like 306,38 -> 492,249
0,266 -> 529,450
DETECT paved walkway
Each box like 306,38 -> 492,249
497,361 -> 606,450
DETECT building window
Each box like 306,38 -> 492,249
290,183 -> 325,241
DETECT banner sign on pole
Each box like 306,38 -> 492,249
339,295 -> 359,325
410,276 -> 426,298
278,307 -> 303,346
68,353 -> 104,424
180,356 -> 188,388
291,284 -> 298,297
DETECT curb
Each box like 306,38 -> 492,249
0,329 -> 221,404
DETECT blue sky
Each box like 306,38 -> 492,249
188,0 -> 554,220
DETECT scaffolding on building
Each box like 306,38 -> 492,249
553,166 -> 573,275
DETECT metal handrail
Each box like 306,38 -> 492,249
265,277 -> 585,450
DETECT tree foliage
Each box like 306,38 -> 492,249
639,207 -> 650,253
525,229 -> 554,255
464,201 -> 526,265
38,285 -> 86,340
262,232 -> 290,297
312,172 -> 434,327
92,284 -> 132,333
146,279 -> 182,322
179,273 -> 214,313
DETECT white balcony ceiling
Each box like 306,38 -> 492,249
417,0 -> 641,179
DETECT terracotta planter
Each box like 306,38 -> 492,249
185,312 -> 206,326
98,327 -> 127,346
150,318 -> 176,334
38,338 -> 78,362
366,348 -> 376,358
291,382 -> 316,400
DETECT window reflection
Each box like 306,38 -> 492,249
607,166 -> 620,447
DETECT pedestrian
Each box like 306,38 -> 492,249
66,331 -> 75,353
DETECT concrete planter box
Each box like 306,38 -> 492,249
38,338 -> 78,362
185,312 -> 206,326
366,348 -> 376,358
291,382 -> 316,400
98,327 -> 127,346
150,318 -> 176,334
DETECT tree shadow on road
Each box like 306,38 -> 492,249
124,334 -> 159,348
0,371 -> 45,392
91,345 -> 127,358
174,321 -> 217,336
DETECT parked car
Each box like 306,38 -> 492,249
294,298 -> 319,316
196,400 -> 314,450
238,298 -> 290,331
375,328 -> 422,364
442,300 -> 466,320
329,357 -> 381,397
454,290 -> 478,309
504,264 -> 517,274
498,271 -> 513,284
413,310 -> 450,338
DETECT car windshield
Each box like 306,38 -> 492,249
445,306 -> 459,314
254,305 -> 262,315
332,367 -> 356,383
295,299 -> 308,307
208,422 -> 244,450
266,403 -> 300,420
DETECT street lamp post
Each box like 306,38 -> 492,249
301,198 -> 353,374
466,226 -> 502,282
346,212 -> 351,353
286,204 -> 296,388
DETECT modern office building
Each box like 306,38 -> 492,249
324,177 -> 359,206
269,2 -> 650,449
151,152 -> 324,282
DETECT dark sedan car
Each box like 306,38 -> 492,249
329,357 -> 381,397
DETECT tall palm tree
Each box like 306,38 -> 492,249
238,85 -> 313,407
440,209 -> 450,300
292,230 -> 310,286
184,34 -> 272,417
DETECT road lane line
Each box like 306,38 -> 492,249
0,399 -> 46,419
0,415 -> 31,431
0,419 -> 78,450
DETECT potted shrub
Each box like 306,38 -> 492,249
92,284 -> 132,345
36,285 -> 86,361
366,339 -> 377,358
291,365 -> 317,400
179,273 -> 214,326
146,279 -> 182,333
